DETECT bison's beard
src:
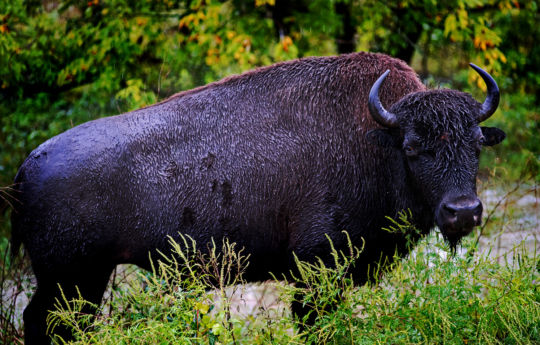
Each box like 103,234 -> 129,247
440,227 -> 474,253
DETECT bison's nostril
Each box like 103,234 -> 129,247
470,199 -> 483,218
473,201 -> 482,216
443,203 -> 458,216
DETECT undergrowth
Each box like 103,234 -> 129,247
349,235 -> 539,345
47,236 -> 299,345
39,229 -> 539,345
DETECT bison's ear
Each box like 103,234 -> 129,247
366,129 -> 401,148
481,127 -> 506,146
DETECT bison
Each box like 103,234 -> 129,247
11,52 -> 505,344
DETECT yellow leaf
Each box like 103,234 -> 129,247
212,323 -> 223,335
135,17 -> 148,26
282,35 -> 293,52
255,0 -> 275,6
457,9 -> 468,28
476,77 -> 487,92
195,302 -> 210,314
444,14 -> 456,37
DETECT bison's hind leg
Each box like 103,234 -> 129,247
24,264 -> 114,345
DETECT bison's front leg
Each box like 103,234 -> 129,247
291,283 -> 318,327
287,208 -> 354,330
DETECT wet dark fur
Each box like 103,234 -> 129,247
11,52 -> 504,344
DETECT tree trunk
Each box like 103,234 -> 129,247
335,1 -> 357,54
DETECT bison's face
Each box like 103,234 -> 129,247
393,94 -> 505,245
368,65 -> 505,246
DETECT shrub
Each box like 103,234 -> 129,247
42,229 -> 540,345
46,235 -> 299,344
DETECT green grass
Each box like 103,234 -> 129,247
47,236 -> 300,345
39,229 -> 539,345
348,236 -> 539,345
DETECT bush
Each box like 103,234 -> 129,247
41,230 -> 539,345
479,93 -> 539,180
348,234 -> 539,345
46,235 -> 298,344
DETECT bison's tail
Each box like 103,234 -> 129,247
1,186 -> 22,260
5,169 -> 25,259
9,215 -> 23,261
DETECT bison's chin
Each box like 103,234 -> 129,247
435,215 -> 476,245
440,227 -> 474,252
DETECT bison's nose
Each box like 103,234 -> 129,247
440,198 -> 483,230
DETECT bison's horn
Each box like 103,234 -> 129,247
469,63 -> 500,122
368,70 -> 399,128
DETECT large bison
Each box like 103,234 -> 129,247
11,52 -> 505,343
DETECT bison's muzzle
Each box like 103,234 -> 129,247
436,196 -> 483,240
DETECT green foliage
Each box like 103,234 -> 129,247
47,235 -> 299,344
353,0 -> 511,73
495,1 -> 539,94
43,231 -> 540,345
348,235 -> 539,345
480,93 -> 539,180
1,0 -> 533,99
1,0 -> 187,98
0,0 -> 330,100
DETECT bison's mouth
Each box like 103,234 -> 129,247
438,224 -> 475,250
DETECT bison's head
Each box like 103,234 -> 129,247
368,64 -> 505,247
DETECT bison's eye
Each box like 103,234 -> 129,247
404,145 -> 417,157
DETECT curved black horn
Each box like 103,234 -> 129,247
469,63 -> 500,122
368,70 -> 399,128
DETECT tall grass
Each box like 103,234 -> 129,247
348,235 -> 539,345
46,236 -> 299,345
40,230 -> 539,345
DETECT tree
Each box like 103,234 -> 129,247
0,0 -> 536,189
